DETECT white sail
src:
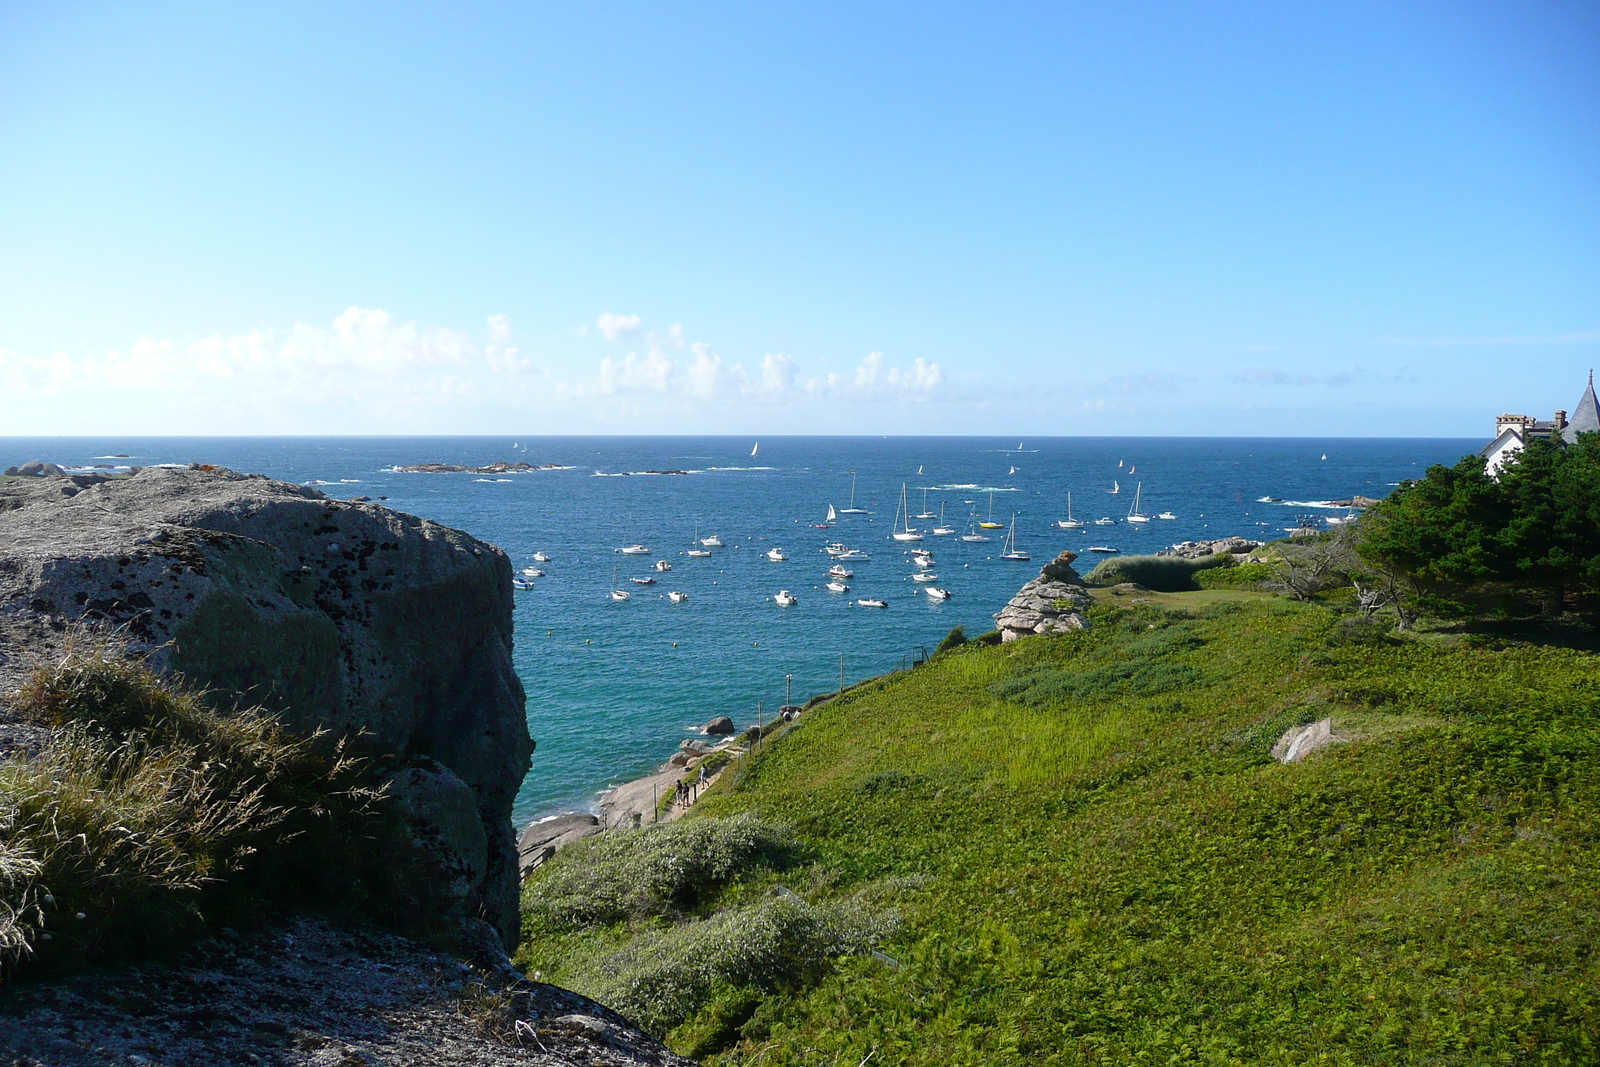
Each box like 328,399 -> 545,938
751,442 -> 759,456
826,504 -> 837,522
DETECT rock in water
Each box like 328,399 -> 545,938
703,714 -> 735,735
0,464 -> 533,947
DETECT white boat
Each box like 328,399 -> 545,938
826,580 -> 850,594
839,473 -> 869,515
619,544 -> 651,555
962,514 -> 992,542
999,514 -> 1030,561
925,587 -> 952,600
1094,516 -> 1116,526
610,564 -> 631,600
752,442 -> 760,457
1110,480 -> 1120,495
828,564 -> 854,579
687,548 -> 713,558
857,598 -> 888,608
932,502 -> 955,535
700,534 -> 724,547
655,559 -> 672,572
1126,483 -> 1151,524
823,542 -> 849,556
913,555 -> 936,568
1087,545 -> 1119,554
773,589 -> 797,606
979,491 -> 1005,529
532,552 -> 552,563
1007,465 -> 1017,475
1158,511 -> 1177,521
1057,492 -> 1085,529
668,590 -> 689,603
766,547 -> 788,561
891,484 -> 923,541
630,576 -> 657,585
512,577 -> 535,590
813,504 -> 837,528
911,572 -> 939,582
521,566 -> 543,577
916,487 -> 937,520
837,548 -> 870,561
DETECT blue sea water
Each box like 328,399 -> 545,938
2,435 -> 1477,825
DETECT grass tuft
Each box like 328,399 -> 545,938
0,646 -> 404,981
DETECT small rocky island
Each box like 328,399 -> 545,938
393,460 -> 565,474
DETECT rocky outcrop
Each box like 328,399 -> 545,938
0,917 -> 694,1067
993,551 -> 1094,642
1272,718 -> 1342,763
702,715 -> 735,735
0,465 -> 533,948
1158,537 -> 1263,559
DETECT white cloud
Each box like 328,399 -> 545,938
599,350 -> 676,394
0,307 -> 526,413
596,312 -> 643,341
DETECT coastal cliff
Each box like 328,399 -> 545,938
0,465 -> 532,946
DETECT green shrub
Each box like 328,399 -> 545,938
522,812 -> 792,929
1195,560 -> 1279,589
935,626 -> 968,654
1083,554 -> 1229,591
574,892 -> 896,1037
0,649 -> 397,982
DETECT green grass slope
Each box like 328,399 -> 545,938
520,594 -> 1600,1065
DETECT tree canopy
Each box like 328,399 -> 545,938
1359,434 -> 1600,608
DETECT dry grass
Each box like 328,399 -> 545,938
0,644 -> 399,981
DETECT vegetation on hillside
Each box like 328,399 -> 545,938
1361,433 -> 1600,615
1,648 -> 408,981
519,590 -> 1600,1064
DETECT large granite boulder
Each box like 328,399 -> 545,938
1159,536 -> 1263,559
993,551 -> 1094,642
0,465 -> 533,947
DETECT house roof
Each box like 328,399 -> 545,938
1481,426 -> 1524,459
1563,371 -> 1600,443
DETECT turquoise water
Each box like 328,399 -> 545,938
2,435 -> 1476,823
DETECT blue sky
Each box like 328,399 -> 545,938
1,1 -> 1596,435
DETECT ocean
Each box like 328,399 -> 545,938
2,435 -> 1478,825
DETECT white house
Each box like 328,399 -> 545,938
1481,372 -> 1600,477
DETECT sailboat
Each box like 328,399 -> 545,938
962,514 -> 992,542
687,527 -> 712,557
917,464 -> 924,475
609,563 -> 631,601
1110,480 -> 1120,495
1057,492 -> 1085,529
1128,465 -> 1136,475
979,491 -> 1005,529
999,514 -> 1030,561
751,442 -> 759,457
1126,482 -> 1151,524
932,502 -> 956,536
916,487 -> 937,520
812,503 -> 837,528
891,484 -> 924,542
1007,465 -> 1017,475
839,472 -> 869,514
